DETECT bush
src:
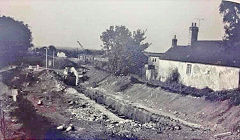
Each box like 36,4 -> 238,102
166,69 -> 180,83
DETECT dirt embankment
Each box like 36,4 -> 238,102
2,67 -> 188,139
81,67 -> 240,139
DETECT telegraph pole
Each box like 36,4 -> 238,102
45,48 -> 48,69
77,48 -> 79,59
53,50 -> 54,68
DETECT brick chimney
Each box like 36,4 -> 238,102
189,22 -> 199,45
172,35 -> 177,47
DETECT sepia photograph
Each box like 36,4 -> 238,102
1,0 -> 240,139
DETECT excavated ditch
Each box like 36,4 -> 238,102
77,87 -> 196,132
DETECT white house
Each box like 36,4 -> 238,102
145,23 -> 240,91
57,52 -> 67,58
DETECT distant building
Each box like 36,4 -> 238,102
145,23 -> 240,91
57,52 -> 67,58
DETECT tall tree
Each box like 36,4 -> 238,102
100,25 -> 150,75
219,1 -> 240,47
0,16 -> 33,66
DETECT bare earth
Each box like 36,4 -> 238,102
0,66 -> 239,139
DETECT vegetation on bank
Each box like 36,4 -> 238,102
146,69 -> 240,106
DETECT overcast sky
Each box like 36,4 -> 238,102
0,0 -> 224,52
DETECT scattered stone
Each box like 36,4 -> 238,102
11,119 -> 18,124
66,124 -> 74,132
143,122 -> 155,129
119,121 -> 124,124
174,125 -> 181,130
214,132 -> 232,138
68,101 -> 74,105
173,111 -> 179,115
57,125 -> 66,131
37,100 -> 43,105
11,89 -> 18,102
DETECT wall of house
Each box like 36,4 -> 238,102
148,56 -> 159,67
157,59 -> 240,91
145,57 -> 160,80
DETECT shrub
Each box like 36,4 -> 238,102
166,69 -> 180,83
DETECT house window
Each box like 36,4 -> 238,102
152,58 -> 156,62
186,64 -> 192,75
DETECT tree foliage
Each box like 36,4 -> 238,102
0,16 -> 33,66
219,1 -> 240,47
100,25 -> 150,75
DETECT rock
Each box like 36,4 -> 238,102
57,125 -> 65,131
173,111 -> 179,115
68,101 -> 74,105
119,121 -> 124,124
37,100 -> 43,105
66,124 -> 74,132
214,132 -> 232,138
11,119 -> 18,124
174,125 -> 181,130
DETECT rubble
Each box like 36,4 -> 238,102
11,89 -> 18,102
174,125 -> 181,130
57,125 -> 65,131
66,124 -> 74,132
37,100 -> 43,105
214,132 -> 232,138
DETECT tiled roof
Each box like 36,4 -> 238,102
153,40 -> 240,68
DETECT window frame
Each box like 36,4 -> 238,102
186,64 -> 192,75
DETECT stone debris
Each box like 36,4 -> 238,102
37,100 -> 43,105
68,101 -> 74,105
142,122 -> 156,129
57,125 -> 66,131
11,119 -> 18,124
174,125 -> 181,130
214,132 -> 232,138
66,124 -> 74,132
11,89 -> 18,102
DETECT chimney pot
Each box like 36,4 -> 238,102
189,22 -> 199,45
172,35 -> 177,47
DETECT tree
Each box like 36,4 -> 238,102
219,1 -> 240,47
100,25 -> 150,75
0,16 -> 33,66
48,45 -> 57,55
